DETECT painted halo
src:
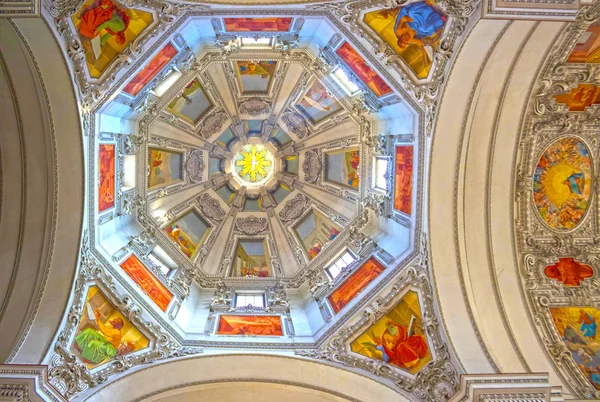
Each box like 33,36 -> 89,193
532,137 -> 592,231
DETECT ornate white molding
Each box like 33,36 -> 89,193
0,365 -> 65,402
449,373 -> 564,402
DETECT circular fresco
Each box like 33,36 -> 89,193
533,137 -> 592,230
232,144 -> 274,187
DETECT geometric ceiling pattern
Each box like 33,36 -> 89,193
2,0 -> 600,400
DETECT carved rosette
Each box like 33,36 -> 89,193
235,216 -> 268,235
199,193 -> 226,222
279,194 -> 307,222
281,111 -> 308,139
199,111 -> 227,139
303,149 -> 322,183
239,98 -> 271,116
185,149 -> 204,183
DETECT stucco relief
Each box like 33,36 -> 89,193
514,7 -> 600,399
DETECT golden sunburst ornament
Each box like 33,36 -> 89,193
235,145 -> 273,182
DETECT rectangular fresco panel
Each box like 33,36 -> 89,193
550,307 -> 600,390
327,257 -> 385,314
294,209 -> 341,261
363,2 -> 447,79
166,79 -> 212,125
554,84 -> 600,111
394,146 -> 413,215
296,80 -> 342,124
147,148 -> 183,188
232,240 -> 271,278
71,286 -> 150,369
350,290 -> 431,374
335,42 -> 392,97
567,22 -> 600,64
216,315 -> 283,336
123,43 -> 178,96
120,254 -> 173,311
72,0 -> 153,78
326,149 -> 360,189
164,210 -> 211,258
236,61 -> 277,94
223,17 -> 292,32
98,144 -> 115,212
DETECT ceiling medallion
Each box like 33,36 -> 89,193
232,144 -> 274,187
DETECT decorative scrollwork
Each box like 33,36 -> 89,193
235,216 -> 268,235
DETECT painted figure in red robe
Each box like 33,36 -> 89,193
78,0 -> 130,47
374,320 -> 428,368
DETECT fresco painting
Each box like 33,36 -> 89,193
98,144 -> 115,212
120,254 -> 173,311
71,286 -> 150,369
554,84 -> 600,111
223,17 -> 292,32
328,257 -> 386,314
294,209 -> 342,261
363,1 -> 447,79
326,150 -> 360,189
123,43 -> 178,96
164,210 -> 211,258
544,258 -> 594,287
567,22 -> 600,64
551,307 -> 600,390
351,290 -> 431,374
394,146 -> 413,215
148,148 -> 183,188
335,42 -> 392,97
217,315 -> 283,336
296,80 -> 342,124
72,0 -> 153,78
232,240 -> 271,278
166,79 -> 213,125
236,61 -> 277,93
533,137 -> 592,230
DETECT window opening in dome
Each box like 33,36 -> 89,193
326,250 -> 357,280
239,37 -> 273,47
331,66 -> 360,96
373,156 -> 388,191
235,292 -> 265,309
152,69 -> 182,97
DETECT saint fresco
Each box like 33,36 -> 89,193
350,290 -> 431,374
544,258 -> 594,287
232,240 -> 271,278
296,80 -> 342,124
363,1 -> 447,79
553,84 -> 600,112
72,0 -> 153,78
120,254 -> 173,311
98,144 -> 115,212
394,146 -> 413,215
567,22 -> 600,64
164,210 -> 211,258
147,148 -> 183,188
71,286 -> 150,369
335,42 -> 392,97
223,17 -> 292,32
123,43 -> 178,96
328,257 -> 385,314
533,137 -> 592,230
293,209 -> 342,261
166,79 -> 213,125
551,307 -> 600,390
216,315 -> 283,336
236,61 -> 277,94
325,149 -> 360,189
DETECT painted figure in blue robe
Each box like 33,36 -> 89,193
564,172 -> 585,195
579,309 -> 597,339
394,2 -> 446,50
591,373 -> 600,387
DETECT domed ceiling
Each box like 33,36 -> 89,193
21,0 -> 483,399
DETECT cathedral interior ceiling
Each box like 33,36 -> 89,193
0,0 -> 600,400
